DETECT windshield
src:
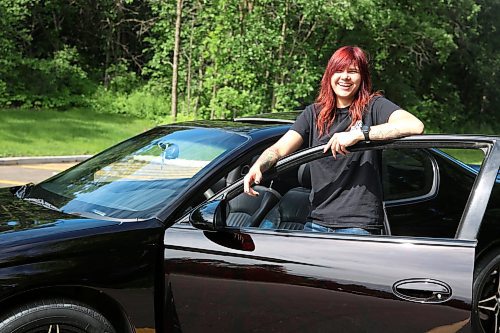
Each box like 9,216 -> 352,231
26,126 -> 248,220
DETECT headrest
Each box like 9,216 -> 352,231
297,163 -> 311,189
226,166 -> 243,186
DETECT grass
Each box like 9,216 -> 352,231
0,108 -> 160,157
1,107 -> 498,161
440,149 -> 485,165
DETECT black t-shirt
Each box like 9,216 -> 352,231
290,96 -> 400,228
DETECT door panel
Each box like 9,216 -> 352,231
164,225 -> 475,333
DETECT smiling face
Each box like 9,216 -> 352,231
330,64 -> 362,108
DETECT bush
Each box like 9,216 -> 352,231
105,61 -> 141,93
91,85 -> 172,121
0,80 -> 7,106
207,86 -> 263,119
1,46 -> 95,109
409,91 -> 465,133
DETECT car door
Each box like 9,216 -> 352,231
163,143 -> 479,333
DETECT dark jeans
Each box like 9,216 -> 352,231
303,222 -> 371,235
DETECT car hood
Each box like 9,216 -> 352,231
0,187 -> 163,299
0,187 -> 121,245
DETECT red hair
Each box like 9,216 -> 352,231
315,46 -> 379,137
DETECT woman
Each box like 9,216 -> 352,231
244,45 -> 424,234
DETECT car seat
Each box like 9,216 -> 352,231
260,163 -> 312,230
226,185 -> 282,228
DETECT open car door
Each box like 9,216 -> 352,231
162,139 -> 495,333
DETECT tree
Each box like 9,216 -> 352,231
0,0 -> 497,132
171,0 -> 183,120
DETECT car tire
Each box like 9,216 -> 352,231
473,249 -> 500,333
0,298 -> 116,333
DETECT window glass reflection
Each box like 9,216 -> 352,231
29,127 -> 248,219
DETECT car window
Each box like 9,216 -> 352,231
228,146 -> 485,239
477,166 -> 500,251
382,149 -> 435,202
27,127 -> 248,219
174,145 -> 278,225
384,148 -> 485,238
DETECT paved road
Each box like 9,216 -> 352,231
0,163 -> 76,188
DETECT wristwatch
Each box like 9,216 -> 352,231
361,125 -> 371,142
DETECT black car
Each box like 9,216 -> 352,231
0,115 -> 499,333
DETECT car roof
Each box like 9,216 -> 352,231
397,134 -> 500,142
233,111 -> 300,124
159,114 -> 298,137
159,113 -> 500,142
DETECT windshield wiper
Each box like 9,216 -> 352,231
14,183 -> 34,199
23,197 -> 61,212
14,183 -> 61,211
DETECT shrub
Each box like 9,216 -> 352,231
91,85 -> 171,121
208,86 -> 263,119
105,61 -> 141,93
2,46 -> 95,109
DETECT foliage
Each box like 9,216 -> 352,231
0,0 -> 33,106
207,87 -> 261,119
91,85 -> 171,121
0,0 -> 498,133
105,61 -> 141,94
0,0 -> 151,109
4,46 -> 95,108
143,0 -> 496,130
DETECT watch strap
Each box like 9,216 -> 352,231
361,125 -> 370,141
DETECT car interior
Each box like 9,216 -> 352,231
217,147 -> 483,239
226,163 -> 311,230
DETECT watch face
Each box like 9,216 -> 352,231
362,125 -> 370,140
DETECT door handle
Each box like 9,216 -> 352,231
393,279 -> 452,303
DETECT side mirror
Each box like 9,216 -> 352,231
189,200 -> 227,231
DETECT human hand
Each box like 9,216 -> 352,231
323,130 -> 363,159
243,166 -> 262,196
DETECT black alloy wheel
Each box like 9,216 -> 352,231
0,299 -> 116,333
474,250 -> 500,333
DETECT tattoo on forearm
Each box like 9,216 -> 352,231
257,148 -> 280,172
370,125 -> 403,140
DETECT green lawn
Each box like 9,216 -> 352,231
0,108 -> 159,157
1,108 -> 496,164
440,148 -> 485,165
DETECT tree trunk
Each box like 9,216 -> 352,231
194,56 -> 204,118
271,0 -> 288,110
171,0 -> 183,121
104,17 -> 113,88
210,83 -> 217,120
186,16 -> 196,116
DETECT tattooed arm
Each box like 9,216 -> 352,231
253,148 -> 281,172
324,109 -> 424,158
369,109 -> 424,140
244,130 -> 303,196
